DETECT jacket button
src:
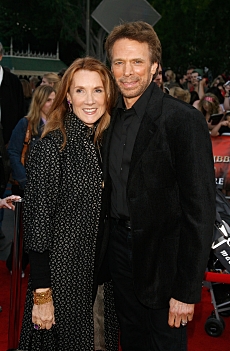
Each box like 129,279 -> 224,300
101,181 -> 105,189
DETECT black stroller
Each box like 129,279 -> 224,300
204,188 -> 230,337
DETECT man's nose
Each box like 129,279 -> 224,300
123,62 -> 133,76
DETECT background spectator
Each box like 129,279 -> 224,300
20,79 -> 32,114
40,72 -> 61,92
169,86 -> 191,103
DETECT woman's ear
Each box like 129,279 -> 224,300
66,92 -> 71,104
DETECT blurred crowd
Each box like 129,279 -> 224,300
153,64 -> 230,135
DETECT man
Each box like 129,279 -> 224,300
102,21 -> 216,350
185,65 -> 196,92
153,63 -> 163,89
191,69 -> 206,99
0,42 -> 24,238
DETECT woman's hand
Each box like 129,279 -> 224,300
0,195 -> 21,210
32,288 -> 55,330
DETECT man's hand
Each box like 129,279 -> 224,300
168,298 -> 194,328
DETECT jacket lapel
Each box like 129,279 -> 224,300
128,85 -> 164,180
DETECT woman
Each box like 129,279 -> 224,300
20,78 -> 32,114
18,57 -> 117,351
195,93 -> 223,130
8,85 -> 56,196
169,86 -> 191,103
40,72 -> 61,92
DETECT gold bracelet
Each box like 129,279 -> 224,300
33,288 -> 53,305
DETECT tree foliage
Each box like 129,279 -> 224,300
151,0 -> 230,76
0,0 -> 229,77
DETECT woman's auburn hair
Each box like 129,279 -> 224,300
42,56 -> 118,148
26,85 -> 56,135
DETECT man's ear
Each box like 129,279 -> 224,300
0,55 -> 2,62
150,62 -> 158,76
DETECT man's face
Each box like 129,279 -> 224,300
186,69 -> 193,82
154,64 -> 163,88
111,38 -> 158,108
191,72 -> 198,85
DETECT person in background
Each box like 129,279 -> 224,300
210,110 -> 230,136
0,42 -> 25,239
0,194 -> 21,312
195,93 -> 223,130
190,69 -> 207,99
189,91 -> 200,106
206,86 -> 225,111
103,21 -> 216,351
18,57 -> 118,351
0,195 -> 21,209
175,72 -> 188,89
153,63 -> 164,90
29,76 -> 40,93
40,72 -> 61,92
169,86 -> 191,103
223,81 -> 230,111
185,65 -> 196,91
20,79 -> 32,114
8,85 -> 56,196
164,68 -> 178,89
211,75 -> 225,88
58,68 -> 67,79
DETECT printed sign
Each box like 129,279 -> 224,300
211,135 -> 230,196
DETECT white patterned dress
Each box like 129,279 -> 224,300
19,113 -> 107,350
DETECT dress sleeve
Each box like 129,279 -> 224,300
29,250 -> 51,290
23,137 -> 61,253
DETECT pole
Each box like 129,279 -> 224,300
8,199 -> 24,349
86,0 -> 90,55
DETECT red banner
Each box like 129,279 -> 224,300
211,135 -> 230,196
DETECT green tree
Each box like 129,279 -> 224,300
151,0 -> 230,76
0,0 -> 102,65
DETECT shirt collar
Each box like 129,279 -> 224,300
117,80 -> 155,120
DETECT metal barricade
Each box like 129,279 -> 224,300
7,199 -> 24,350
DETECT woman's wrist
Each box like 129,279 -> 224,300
33,288 -> 52,305
35,288 -> 50,293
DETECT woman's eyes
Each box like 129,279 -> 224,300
75,88 -> 104,93
95,89 -> 103,93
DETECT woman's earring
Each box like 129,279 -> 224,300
67,100 -> 72,113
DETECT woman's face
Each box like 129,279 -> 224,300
41,77 -> 53,87
67,70 -> 106,127
40,92 -> 56,119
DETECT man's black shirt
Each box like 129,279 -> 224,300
109,81 -> 155,219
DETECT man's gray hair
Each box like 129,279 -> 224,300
0,42 -> 4,56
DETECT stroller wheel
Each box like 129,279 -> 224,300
205,315 -> 225,337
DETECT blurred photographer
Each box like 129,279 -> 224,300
191,69 -> 207,99
211,110 -> 230,136
223,80 -> 230,111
